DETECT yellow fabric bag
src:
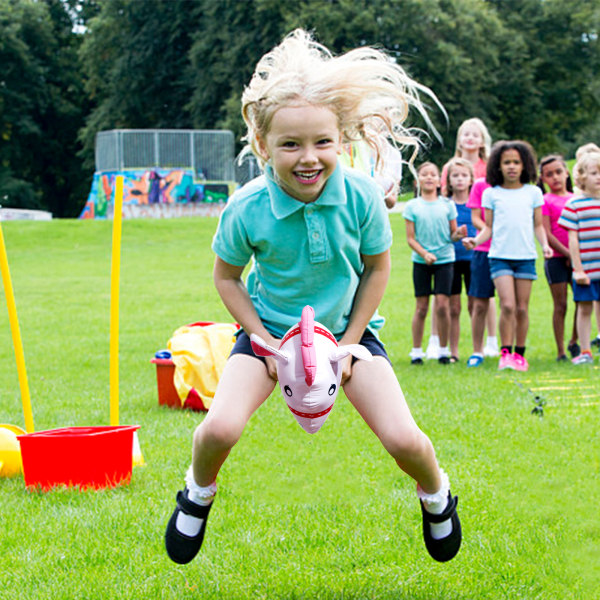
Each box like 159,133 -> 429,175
167,322 -> 238,409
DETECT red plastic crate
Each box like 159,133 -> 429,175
18,425 -> 139,491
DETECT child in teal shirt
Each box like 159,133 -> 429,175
165,29 -> 462,566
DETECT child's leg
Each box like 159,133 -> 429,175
493,275 -> 516,347
449,294 -> 461,357
514,278 -> 533,348
434,293 -> 451,349
344,357 -> 442,493
549,282 -> 568,357
577,301 -> 594,353
470,297 -> 489,354
411,295 -> 430,350
192,354 -> 276,485
486,296 -> 498,338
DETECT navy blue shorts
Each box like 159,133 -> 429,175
544,256 -> 572,285
572,280 -> 600,302
231,329 -> 391,365
468,251 -> 495,298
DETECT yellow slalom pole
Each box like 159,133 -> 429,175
109,176 -> 124,426
0,221 -> 35,433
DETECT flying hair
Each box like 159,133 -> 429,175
241,29 -> 445,175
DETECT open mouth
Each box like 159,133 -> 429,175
294,170 -> 322,184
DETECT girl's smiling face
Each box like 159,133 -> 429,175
540,160 -> 569,195
258,104 -> 342,203
499,149 -> 523,187
417,164 -> 440,195
459,123 -> 484,155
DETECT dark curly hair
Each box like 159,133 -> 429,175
486,140 -> 537,187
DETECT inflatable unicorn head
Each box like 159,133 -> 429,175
250,305 -> 372,434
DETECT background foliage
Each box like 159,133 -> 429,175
1,0 -> 599,216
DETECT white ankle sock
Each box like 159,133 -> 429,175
410,347 -> 425,359
428,335 -> 440,348
175,467 -> 217,537
417,469 -> 452,540
438,346 -> 450,358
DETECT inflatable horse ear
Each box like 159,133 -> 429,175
250,305 -> 372,433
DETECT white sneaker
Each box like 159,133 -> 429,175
572,353 -> 593,365
483,343 -> 499,357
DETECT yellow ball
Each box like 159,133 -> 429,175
0,426 -> 23,477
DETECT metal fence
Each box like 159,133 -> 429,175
95,129 -> 236,181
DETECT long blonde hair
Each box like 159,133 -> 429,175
241,29 -> 444,173
573,151 -> 600,192
454,118 -> 492,161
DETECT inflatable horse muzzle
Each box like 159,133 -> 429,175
250,306 -> 372,433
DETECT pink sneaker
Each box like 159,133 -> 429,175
498,348 -> 514,370
512,353 -> 529,372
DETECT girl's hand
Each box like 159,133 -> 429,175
542,244 -> 553,259
454,224 -> 468,240
573,270 -> 590,286
339,354 -> 353,385
462,237 -> 476,250
424,251 -> 437,265
264,335 -> 282,381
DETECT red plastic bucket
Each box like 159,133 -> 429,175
18,425 -> 140,491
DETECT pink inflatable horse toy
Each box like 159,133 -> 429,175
250,306 -> 372,433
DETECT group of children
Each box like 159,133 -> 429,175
405,119 -> 600,372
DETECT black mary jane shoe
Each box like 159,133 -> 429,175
420,491 -> 462,562
165,488 -> 213,564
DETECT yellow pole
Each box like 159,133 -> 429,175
0,221 -> 35,433
109,176 -> 124,426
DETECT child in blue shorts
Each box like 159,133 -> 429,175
164,29 -> 461,565
558,151 -> 600,364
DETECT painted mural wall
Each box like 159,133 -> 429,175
79,169 -> 237,219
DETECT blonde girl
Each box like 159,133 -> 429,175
164,29 -> 461,565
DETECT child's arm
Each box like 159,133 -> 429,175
542,214 -> 570,258
534,207 -> 553,259
567,229 -> 591,285
213,256 -> 281,378
449,219 -> 467,242
463,208 -> 492,250
405,220 -> 436,265
470,207 -> 485,231
338,250 -> 391,383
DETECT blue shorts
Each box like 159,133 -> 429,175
544,256 -> 572,285
231,329 -> 391,365
468,251 -> 495,298
572,280 -> 600,302
488,258 -> 537,280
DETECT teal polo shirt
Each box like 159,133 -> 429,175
212,163 -> 392,338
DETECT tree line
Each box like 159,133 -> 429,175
1,0 -> 598,217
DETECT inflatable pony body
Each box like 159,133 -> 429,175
250,306 -> 372,434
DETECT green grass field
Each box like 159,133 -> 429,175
0,216 -> 598,599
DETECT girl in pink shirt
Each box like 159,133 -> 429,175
538,154 -> 578,361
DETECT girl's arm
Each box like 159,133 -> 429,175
213,256 -> 280,378
463,208 -> 493,250
449,218 -> 467,241
534,207 -> 553,259
567,229 -> 590,285
406,220 -> 436,264
470,207 -> 486,231
542,214 -> 570,258
339,249 -> 391,383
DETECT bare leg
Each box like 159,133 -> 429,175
344,357 -> 442,493
577,301 -> 594,353
435,294 -> 450,348
549,282 -> 568,357
411,296 -> 430,349
486,296 -> 497,337
470,297 -> 490,354
493,275 -> 517,347
514,278 -> 533,347
192,354 -> 275,486
449,294 -> 461,357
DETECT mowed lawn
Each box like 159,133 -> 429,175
0,215 -> 598,599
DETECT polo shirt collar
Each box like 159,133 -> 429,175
265,163 -> 347,219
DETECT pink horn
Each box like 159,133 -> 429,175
300,306 -> 316,386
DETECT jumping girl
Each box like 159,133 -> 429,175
164,29 -> 461,565
463,140 -> 552,371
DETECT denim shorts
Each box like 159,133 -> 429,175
572,280 -> 600,302
231,328 -> 391,365
488,258 -> 537,280
468,251 -> 495,298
